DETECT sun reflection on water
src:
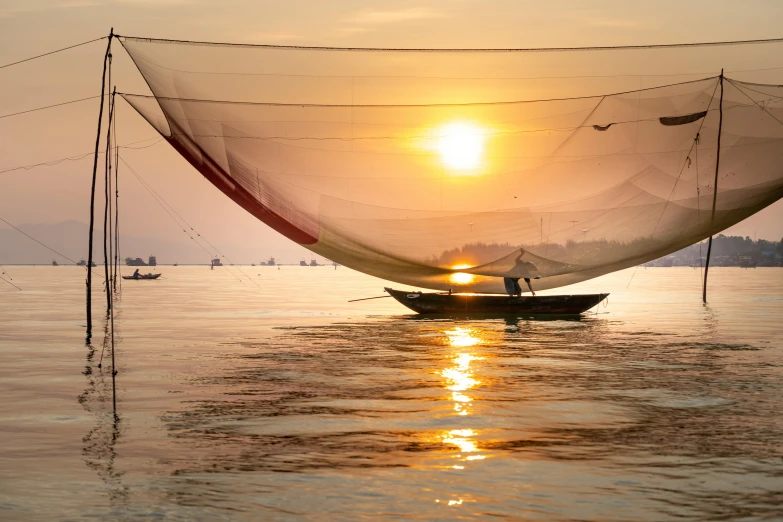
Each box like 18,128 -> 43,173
429,327 -> 493,507
443,429 -> 478,453
445,327 -> 480,348
441,329 -> 484,417
436,326 -> 489,488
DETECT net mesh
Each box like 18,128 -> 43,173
119,37 -> 783,292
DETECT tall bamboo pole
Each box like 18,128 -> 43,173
86,29 -> 112,339
703,70 -> 724,304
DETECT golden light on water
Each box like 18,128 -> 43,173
429,327 -> 493,505
443,429 -> 478,453
444,327 -> 480,348
442,331 -> 483,416
435,122 -> 485,170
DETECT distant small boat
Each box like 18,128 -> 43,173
122,273 -> 162,280
52,259 -> 59,266
125,257 -> 148,266
385,287 -> 608,315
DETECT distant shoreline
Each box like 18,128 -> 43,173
3,264 -> 780,268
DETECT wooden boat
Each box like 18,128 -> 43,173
385,287 -> 608,316
122,273 -> 162,280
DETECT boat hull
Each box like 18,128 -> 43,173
385,287 -> 608,315
122,274 -> 161,280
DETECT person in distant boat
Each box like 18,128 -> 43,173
132,268 -> 140,279
503,249 -> 537,297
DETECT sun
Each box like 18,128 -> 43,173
449,264 -> 475,285
436,122 -> 485,170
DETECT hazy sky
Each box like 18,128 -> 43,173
1,0 -> 782,265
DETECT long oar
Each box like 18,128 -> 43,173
348,295 -> 391,303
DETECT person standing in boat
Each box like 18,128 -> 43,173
503,248 -> 537,296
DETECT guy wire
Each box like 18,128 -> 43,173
0,215 -> 105,278
117,155 -> 260,288
0,36 -> 107,69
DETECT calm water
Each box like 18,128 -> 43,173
0,266 -> 781,521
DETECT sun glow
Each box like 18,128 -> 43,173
436,122 -> 485,170
449,264 -> 474,285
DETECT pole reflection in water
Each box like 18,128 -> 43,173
78,320 -> 127,504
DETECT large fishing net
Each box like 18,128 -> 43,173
120,37 -> 783,292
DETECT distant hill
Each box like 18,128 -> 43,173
0,221 -> 257,265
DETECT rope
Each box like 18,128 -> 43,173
0,275 -> 21,291
727,78 -> 783,128
117,156 -> 217,259
626,265 -> 640,288
156,98 -> 766,147
118,155 -> 261,288
0,137 -> 163,175
628,81 -> 720,291
119,75 -> 717,108
0,36 -> 107,69
118,34 -> 783,53
0,215 -> 104,278
649,80 -> 721,237
0,95 -> 104,120
122,50 -> 783,80
172,104 -> 737,141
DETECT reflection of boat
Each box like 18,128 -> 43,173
385,287 -> 607,315
122,273 -> 161,280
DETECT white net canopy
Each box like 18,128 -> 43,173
120,36 -> 783,292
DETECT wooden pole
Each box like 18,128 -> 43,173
86,29 -> 112,339
103,54 -> 113,311
113,88 -> 120,292
703,70 -> 724,304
